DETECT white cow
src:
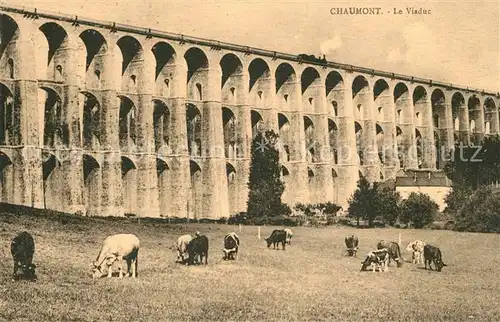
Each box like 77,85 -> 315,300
176,234 -> 193,263
406,240 -> 427,264
284,228 -> 293,245
92,234 -> 140,278
360,248 -> 390,272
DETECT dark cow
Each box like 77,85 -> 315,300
377,240 -> 404,267
11,231 -> 37,281
222,232 -> 240,260
265,229 -> 287,250
344,235 -> 359,257
360,248 -> 390,272
187,235 -> 209,265
424,245 -> 447,272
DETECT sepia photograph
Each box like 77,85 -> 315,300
0,0 -> 499,320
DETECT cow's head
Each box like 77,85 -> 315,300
396,258 -> 404,268
91,263 -> 103,278
264,238 -> 272,248
405,242 -> 415,252
360,254 -> 374,271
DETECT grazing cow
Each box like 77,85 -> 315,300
176,234 -> 193,263
424,245 -> 447,272
377,240 -> 404,267
265,229 -> 287,250
222,232 -> 240,260
284,228 -> 293,245
360,248 -> 390,272
406,240 -> 427,264
11,232 -> 37,281
187,235 -> 209,265
91,234 -> 140,278
344,235 -> 359,257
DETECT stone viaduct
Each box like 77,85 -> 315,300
0,5 -> 499,218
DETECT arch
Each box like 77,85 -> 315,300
226,162 -> 236,183
118,95 -> 137,149
189,159 -> 202,219
42,152 -> 63,209
301,67 -> 321,94
452,92 -> 466,133
152,41 -> 176,79
184,47 -> 209,83
308,167 -> 314,177
415,129 -> 423,168
121,156 -> 136,176
7,58 -> 14,79
153,99 -> 171,152
278,113 -> 290,130
220,53 -> 243,88
39,22 -> 69,67
79,29 -> 107,71
329,119 -> 338,164
275,63 -> 296,93
222,107 -> 237,158
0,14 -> 19,61
393,82 -> 409,102
251,110 -> 264,138
248,58 -> 271,91
40,87 -> 67,148
83,154 -> 100,182
352,75 -> 369,98
430,89 -> 446,130
0,151 -> 14,202
434,131 -> 442,169
281,165 -> 290,176
0,83 -> 15,145
325,71 -> 344,96
483,97 -> 497,135
355,121 -> 363,165
82,153 -> 101,215
376,124 -> 384,163
186,103 -> 202,156
81,91 -> 101,149
373,79 -> 389,101
468,95 -> 481,136
484,97 -> 496,112
413,86 -> 428,105
121,156 -> 137,214
156,157 -> 169,176
332,168 -> 338,178
304,116 -> 315,162
116,36 -> 143,76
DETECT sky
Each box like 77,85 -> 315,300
2,0 -> 499,92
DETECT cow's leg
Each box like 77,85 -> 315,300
107,259 -> 114,278
205,252 -> 208,265
117,256 -> 124,278
125,258 -> 132,277
12,260 -> 18,281
282,241 -> 286,250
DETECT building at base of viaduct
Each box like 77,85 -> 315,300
0,5 -> 499,218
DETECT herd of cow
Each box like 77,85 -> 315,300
9,228 -> 445,281
345,235 -> 447,272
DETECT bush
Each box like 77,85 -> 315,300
454,186 -> 500,233
400,192 -> 439,228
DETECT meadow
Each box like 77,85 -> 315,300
0,209 -> 499,321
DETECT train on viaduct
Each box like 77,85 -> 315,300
0,5 -> 498,219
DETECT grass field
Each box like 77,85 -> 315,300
1,210 -> 499,321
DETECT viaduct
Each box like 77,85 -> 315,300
0,5 -> 499,219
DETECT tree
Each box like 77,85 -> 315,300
372,184 -> 401,226
454,186 -> 500,233
246,130 -> 287,220
347,176 -> 375,227
400,192 -> 438,228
